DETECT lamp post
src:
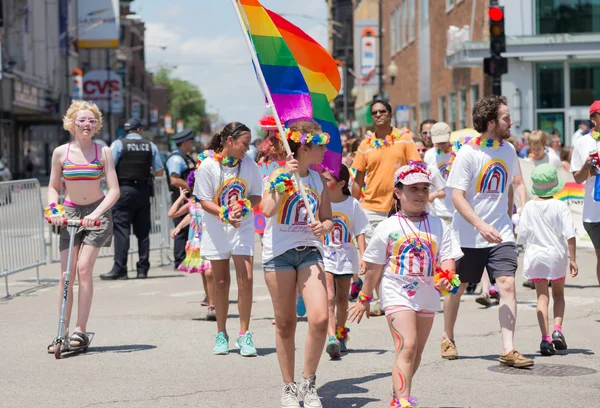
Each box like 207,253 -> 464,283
388,60 -> 398,85
378,0 -> 384,100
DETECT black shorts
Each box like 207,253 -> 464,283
583,222 -> 600,249
456,242 -> 518,284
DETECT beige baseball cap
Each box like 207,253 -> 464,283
430,122 -> 451,144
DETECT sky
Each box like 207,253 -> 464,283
130,0 -> 329,133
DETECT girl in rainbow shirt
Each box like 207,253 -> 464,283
349,161 -> 462,408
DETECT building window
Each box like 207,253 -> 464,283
537,112 -> 565,144
536,62 -> 564,109
570,62 -> 600,107
396,6 -> 402,52
390,11 -> 396,56
410,105 -> 417,133
439,95 -> 447,123
419,102 -> 431,122
402,0 -> 408,47
409,0 -> 415,42
446,0 -> 455,12
419,0 -> 429,30
459,89 -> 467,129
449,92 -> 457,131
537,0 -> 600,35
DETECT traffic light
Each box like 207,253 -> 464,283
489,6 -> 506,55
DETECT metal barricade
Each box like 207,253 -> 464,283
0,179 -> 47,297
48,177 -> 172,269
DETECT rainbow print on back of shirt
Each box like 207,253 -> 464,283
387,231 -> 438,277
438,161 -> 450,179
477,159 -> 508,194
215,177 -> 248,207
324,212 -> 351,245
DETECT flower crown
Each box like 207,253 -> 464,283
283,128 -> 330,146
394,160 -> 430,185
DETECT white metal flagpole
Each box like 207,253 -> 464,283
231,0 -> 316,224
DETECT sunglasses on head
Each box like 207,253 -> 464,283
371,109 -> 388,116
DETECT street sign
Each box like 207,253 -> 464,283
395,105 -> 409,126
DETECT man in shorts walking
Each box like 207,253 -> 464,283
442,95 -> 533,368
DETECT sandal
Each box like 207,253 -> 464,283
69,331 -> 90,349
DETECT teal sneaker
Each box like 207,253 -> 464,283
213,332 -> 229,355
296,295 -> 306,317
325,336 -> 341,359
236,331 -> 257,357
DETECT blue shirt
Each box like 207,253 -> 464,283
110,133 -> 164,171
166,149 -> 192,177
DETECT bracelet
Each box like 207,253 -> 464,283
44,203 -> 65,220
269,172 -> 294,194
357,291 -> 373,303
219,198 -> 252,224
434,267 -> 461,296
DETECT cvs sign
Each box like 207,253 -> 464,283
83,70 -> 123,114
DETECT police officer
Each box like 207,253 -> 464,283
165,128 -> 196,269
100,118 -> 164,280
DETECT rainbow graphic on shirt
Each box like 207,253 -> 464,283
215,177 -> 248,207
437,162 -> 450,179
324,212 -> 351,245
387,231 -> 438,277
277,187 -> 320,225
477,159 -> 508,194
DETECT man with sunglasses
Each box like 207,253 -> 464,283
352,100 -> 421,314
101,118 -> 164,280
419,119 -> 437,149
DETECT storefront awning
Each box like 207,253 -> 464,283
445,33 -> 600,68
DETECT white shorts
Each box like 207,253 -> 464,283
380,275 -> 441,313
201,218 -> 254,260
323,244 -> 359,275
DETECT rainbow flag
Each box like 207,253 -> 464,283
554,181 -> 585,201
237,0 -> 342,176
349,167 -> 366,200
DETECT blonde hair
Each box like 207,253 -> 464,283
528,130 -> 548,147
63,100 -> 103,135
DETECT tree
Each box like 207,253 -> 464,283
154,67 -> 208,134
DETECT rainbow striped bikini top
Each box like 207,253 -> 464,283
62,143 -> 104,181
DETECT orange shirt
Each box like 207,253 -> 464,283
352,127 -> 420,213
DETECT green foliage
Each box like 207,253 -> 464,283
154,67 -> 207,134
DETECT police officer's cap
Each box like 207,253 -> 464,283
172,128 -> 194,144
124,118 -> 143,132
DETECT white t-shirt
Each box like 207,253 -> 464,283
324,196 -> 369,247
194,157 -> 263,243
531,150 -> 561,169
425,151 -> 455,218
570,133 -> 600,223
262,169 -> 324,262
363,214 -> 463,278
517,199 -> 575,280
446,141 -> 520,248
423,148 -> 436,165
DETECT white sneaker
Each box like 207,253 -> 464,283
281,382 -> 300,408
299,375 -> 323,408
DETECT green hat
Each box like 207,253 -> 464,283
531,163 -> 564,197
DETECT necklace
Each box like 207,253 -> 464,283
197,149 -> 240,168
592,131 -> 599,141
436,147 -> 451,155
464,136 -> 504,149
364,127 -> 409,149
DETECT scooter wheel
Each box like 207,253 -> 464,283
54,343 -> 62,359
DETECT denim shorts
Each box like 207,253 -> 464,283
263,246 -> 324,272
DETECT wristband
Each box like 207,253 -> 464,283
269,172 -> 294,194
219,198 -> 252,224
44,203 -> 65,220
433,266 -> 461,296
357,291 -> 373,303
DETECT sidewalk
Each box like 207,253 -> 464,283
1,246 -> 599,408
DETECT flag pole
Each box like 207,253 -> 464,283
231,0 -> 316,224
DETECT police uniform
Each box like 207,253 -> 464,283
101,118 -> 164,280
166,129 -> 197,267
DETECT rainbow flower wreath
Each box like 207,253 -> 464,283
44,202 -> 65,221
269,172 -> 295,194
283,128 -> 330,145
433,265 -> 461,296
592,130 -> 599,141
446,135 -> 503,172
336,326 -> 350,343
391,396 -> 420,408
197,149 -> 240,167
364,127 -> 410,149
219,198 -> 252,224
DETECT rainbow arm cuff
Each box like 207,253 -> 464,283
434,267 -> 461,296
219,198 -> 252,224
44,203 -> 65,220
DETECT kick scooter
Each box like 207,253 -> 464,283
50,218 -> 100,359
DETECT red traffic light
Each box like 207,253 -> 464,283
489,6 -> 503,22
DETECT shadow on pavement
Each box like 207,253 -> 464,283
564,284 -> 600,289
345,348 -> 389,356
555,348 -> 594,356
319,372 -> 389,407
191,314 -> 239,321
72,344 -> 157,357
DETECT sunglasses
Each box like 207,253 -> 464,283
371,109 -> 388,116
421,130 -> 431,135
74,119 -> 99,126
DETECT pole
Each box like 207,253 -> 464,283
231,0 -> 316,223
106,49 -> 112,143
378,0 -> 383,99
492,76 -> 502,97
